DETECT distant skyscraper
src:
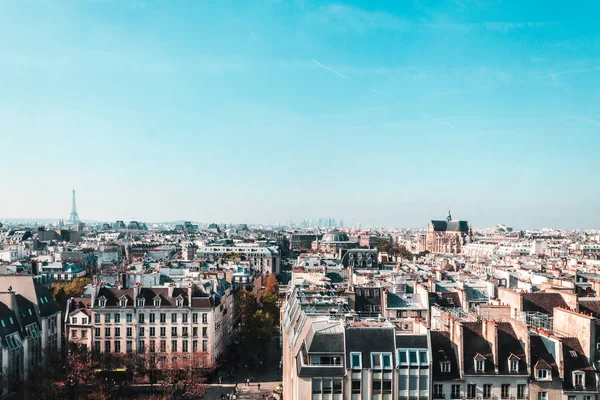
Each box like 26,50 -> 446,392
68,189 -> 80,223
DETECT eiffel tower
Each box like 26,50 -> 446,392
69,189 -> 80,224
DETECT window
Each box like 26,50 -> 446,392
82,330 -> 87,338
150,327 -> 155,337
202,340 -> 207,351
568,396 -> 576,400
172,327 -> 178,337
137,299 -> 145,307
127,327 -> 132,337
160,327 -> 166,337
537,369 -> 548,380
95,314 -> 100,323
126,341 -> 132,353
82,318 -> 88,324
115,341 -> 121,353
105,328 -> 111,337
483,384 -> 492,399
171,340 -> 177,352
517,384 -> 526,399
434,384 -> 444,398
160,313 -> 166,323
510,359 -> 518,373
114,314 -> 120,323
467,384 -> 476,398
371,353 -> 392,369
451,384 -> 461,399
71,329 -> 78,338
176,299 -> 183,307
182,340 -> 188,352
193,340 -> 198,352
374,305 -> 381,312
72,317 -> 78,324
95,328 -> 100,337
120,299 -> 127,307
351,380 -> 361,394
193,327 -> 198,337
350,352 -> 362,369
441,361 -> 451,373
382,353 -> 392,369
182,313 -> 188,323
202,327 -> 208,338
115,327 -> 121,337
94,341 -> 101,353
538,392 -> 547,400
126,314 -> 133,323
105,341 -> 111,353
365,305 -> 372,312
574,371 -> 585,387
409,350 -> 418,364
139,314 -> 144,323
476,359 -> 485,373
501,384 -> 510,399
419,350 -> 428,364
105,314 -> 111,323
584,396 -> 592,400
139,327 -> 145,337
99,299 -> 106,307
172,313 -> 177,323
149,313 -> 155,323
398,350 -> 408,365
160,340 -> 166,352
182,327 -> 188,337
202,313 -> 208,324
154,298 -> 161,307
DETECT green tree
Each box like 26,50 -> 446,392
52,277 -> 91,310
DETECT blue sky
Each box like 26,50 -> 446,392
1,0 -> 599,228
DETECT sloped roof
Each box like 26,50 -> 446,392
530,335 -> 559,378
462,322 -> 494,375
345,327 -> 395,368
522,293 -> 567,315
496,322 -> 527,375
430,220 -> 469,232
562,337 -> 596,391
431,330 -> 461,381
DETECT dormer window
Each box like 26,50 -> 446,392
476,360 -> 485,372
573,371 -> 585,388
508,353 -> 520,373
176,299 -> 184,307
537,369 -> 549,380
371,352 -> 393,370
154,298 -> 161,307
119,297 -> 127,307
137,298 -> 145,307
350,352 -> 362,369
441,361 -> 451,373
98,297 -> 106,308
474,353 -> 486,373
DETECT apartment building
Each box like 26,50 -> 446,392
65,279 -> 233,363
0,275 -> 61,395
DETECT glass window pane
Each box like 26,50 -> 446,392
419,351 -> 428,364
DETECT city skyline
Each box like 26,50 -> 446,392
1,0 -> 599,229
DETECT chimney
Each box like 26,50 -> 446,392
187,281 -> 194,302
168,283 -> 175,298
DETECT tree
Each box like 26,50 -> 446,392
260,290 -> 280,326
52,277 -> 91,309
264,273 -> 279,294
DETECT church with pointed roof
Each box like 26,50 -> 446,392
419,211 -> 472,254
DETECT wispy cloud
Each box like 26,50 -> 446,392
420,112 -> 460,131
548,66 -> 600,78
312,59 -> 350,81
566,114 -> 600,128
370,88 -> 384,96
313,3 -> 554,34
482,21 -> 556,33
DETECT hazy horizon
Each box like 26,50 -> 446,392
1,0 -> 599,229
